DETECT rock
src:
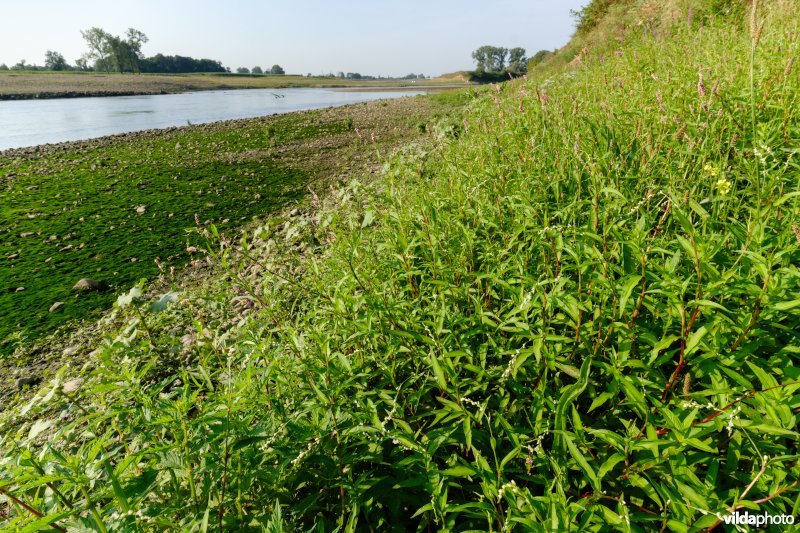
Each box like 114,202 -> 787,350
49,235 -> 57,241
62,378 -> 84,394
72,278 -> 109,292
62,345 -> 79,356
135,205 -> 147,214
130,257 -> 138,262
20,232 -> 35,238
49,301 -> 65,312
290,208 -> 302,217
15,287 -> 25,292
7,253 -> 19,260
15,377 -> 40,390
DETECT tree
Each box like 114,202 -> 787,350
75,57 -> 90,71
472,45 -> 508,72
11,59 -> 27,70
81,27 -> 112,72
44,50 -> 68,71
252,66 -> 263,74
270,64 -> 285,75
508,47 -> 527,73
80,27 -> 148,73
491,47 -> 509,71
236,67 -> 250,74
471,46 -> 492,72
0,64 -> 8,71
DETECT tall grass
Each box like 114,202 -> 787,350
1,1 -> 798,530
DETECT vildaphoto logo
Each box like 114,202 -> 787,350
723,511 -> 795,528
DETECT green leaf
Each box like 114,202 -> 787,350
565,434 -> 600,492
618,275 -> 642,318
441,465 -> 477,477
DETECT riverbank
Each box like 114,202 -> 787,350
0,71 -> 469,100
0,91 -> 467,367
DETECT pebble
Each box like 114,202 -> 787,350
15,377 -> 40,390
62,345 -> 79,356
72,278 -> 109,291
136,205 -> 147,214
49,301 -> 65,312
62,378 -> 84,394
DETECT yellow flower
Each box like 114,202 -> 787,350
715,177 -> 732,196
704,163 -> 720,177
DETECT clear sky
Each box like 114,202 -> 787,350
0,0 -> 588,76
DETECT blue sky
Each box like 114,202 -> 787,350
0,0 -> 588,76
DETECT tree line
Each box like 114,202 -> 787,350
468,45 -> 553,82
0,27 -> 268,74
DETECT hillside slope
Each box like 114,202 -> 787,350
2,0 -> 798,530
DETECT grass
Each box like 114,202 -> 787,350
0,94 -> 460,355
0,0 -> 798,530
0,72 -> 468,100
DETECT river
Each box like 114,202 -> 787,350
0,88 -> 425,151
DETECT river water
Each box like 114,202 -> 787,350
0,88 -> 424,151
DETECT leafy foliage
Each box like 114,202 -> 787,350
2,1 -> 799,531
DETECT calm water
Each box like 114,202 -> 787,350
0,88 -> 424,151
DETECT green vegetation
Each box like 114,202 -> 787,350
0,96 -> 454,355
470,45 -> 528,82
1,0 -> 799,530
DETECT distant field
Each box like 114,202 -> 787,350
0,71 -> 468,99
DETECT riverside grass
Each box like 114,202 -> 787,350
1,1 -> 799,531
0,96 -> 455,355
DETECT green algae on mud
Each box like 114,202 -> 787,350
0,94 -> 461,354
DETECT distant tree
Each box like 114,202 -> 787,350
0,63 -> 8,71
44,50 -> 68,71
75,57 -> 90,71
418,73 -> 425,79
81,27 -> 112,72
236,67 -> 250,74
80,27 -> 147,73
471,46 -> 491,72
270,64 -> 285,75
337,71 -> 345,79
472,45 -> 508,72
507,47 -> 527,73
252,66 -> 263,74
491,47 -> 509,71
11,59 -> 27,70
346,72 -> 362,79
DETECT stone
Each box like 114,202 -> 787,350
136,205 -> 147,214
62,378 -> 84,394
7,253 -> 19,260
49,301 -> 65,312
20,232 -> 35,238
62,345 -> 79,356
15,287 -> 25,292
15,377 -> 40,390
72,278 -> 109,292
